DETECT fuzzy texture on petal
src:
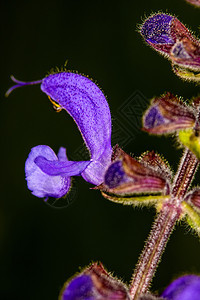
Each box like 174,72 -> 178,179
141,14 -> 174,44
61,274 -> 94,300
104,161 -> 129,188
41,72 -> 112,185
25,145 -> 72,198
161,275 -> 200,300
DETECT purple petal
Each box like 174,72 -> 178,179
61,275 -> 94,300
104,161 -> 128,188
81,142 -> 112,185
144,106 -> 166,129
57,146 -> 68,161
171,42 -> 191,59
25,145 -> 71,198
34,156 -> 90,176
141,14 -> 174,44
161,275 -> 200,300
41,72 -> 112,184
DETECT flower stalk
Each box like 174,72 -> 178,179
129,149 -> 199,299
129,202 -> 181,299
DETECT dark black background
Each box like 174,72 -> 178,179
1,0 -> 200,299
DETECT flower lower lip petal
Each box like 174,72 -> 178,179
34,156 -> 90,176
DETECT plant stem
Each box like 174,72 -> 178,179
171,149 -> 199,199
129,149 -> 199,299
129,203 -> 180,299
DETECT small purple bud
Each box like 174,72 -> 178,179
140,13 -> 200,71
161,275 -> 200,300
143,93 -> 195,134
141,14 -> 174,45
99,152 -> 169,196
60,263 -> 130,300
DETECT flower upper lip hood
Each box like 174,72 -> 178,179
41,73 -> 112,165
40,72 -> 112,185
7,72 -> 112,199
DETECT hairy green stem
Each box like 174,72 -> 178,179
129,149 -> 199,299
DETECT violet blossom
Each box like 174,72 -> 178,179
8,72 -> 112,199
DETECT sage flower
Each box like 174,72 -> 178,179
8,72 -> 112,199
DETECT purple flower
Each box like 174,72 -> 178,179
8,72 -> 112,199
161,275 -> 200,300
59,263 -> 130,300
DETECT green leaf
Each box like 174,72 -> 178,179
179,129 -> 200,160
101,192 -> 170,207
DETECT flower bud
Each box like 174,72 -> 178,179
60,263 -> 130,300
99,151 -> 169,196
143,93 -> 195,134
140,13 -> 200,73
